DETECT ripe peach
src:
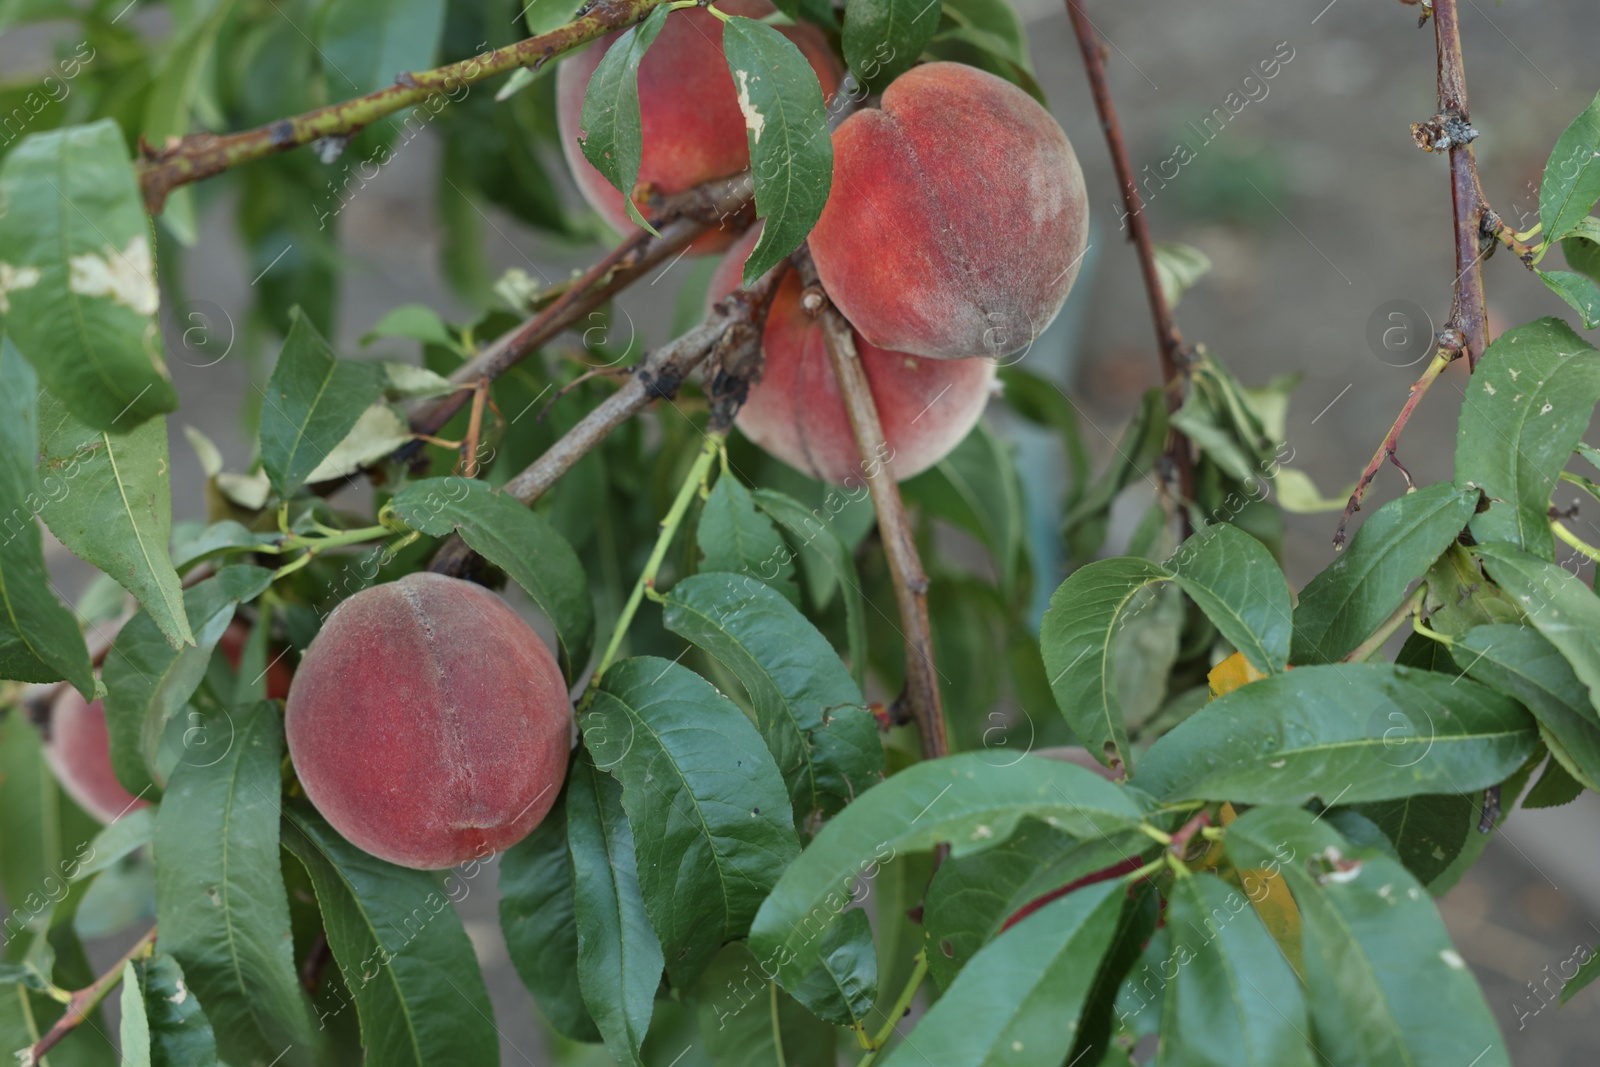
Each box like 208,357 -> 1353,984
284,573 -> 571,870
556,0 -> 842,247
710,226 -> 995,484
808,62 -> 1089,361
45,689 -> 150,824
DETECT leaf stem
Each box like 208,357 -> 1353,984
579,433 -> 723,708
858,951 -> 928,1065
1343,585 -> 1428,663
770,980 -> 788,1067
26,927 -> 156,1063
1552,519 -> 1600,564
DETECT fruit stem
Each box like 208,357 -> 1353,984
857,951 -> 928,1064
580,433 -> 724,707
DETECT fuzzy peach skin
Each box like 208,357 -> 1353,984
808,62 -> 1089,361
285,573 -> 572,870
556,0 -> 841,249
45,689 -> 151,824
710,226 -> 995,484
43,618 -> 287,824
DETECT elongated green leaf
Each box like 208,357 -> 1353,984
586,657 -> 800,985
1561,948 -> 1600,1005
923,819 -> 1133,990
902,422 -> 1026,596
694,943 -> 838,1067
1563,216 -> 1600,284
1292,484 -> 1477,664
1451,622 -> 1600,789
748,753 -> 1146,994
782,908 -> 877,1028
1040,557 -> 1168,769
498,791 -> 602,1043
1065,388 -> 1167,562
258,310 -> 385,500
1348,794 -> 1473,886
1474,542 -> 1600,717
281,803 -> 498,1067
320,0 -> 446,97
1540,91 -> 1600,241
1523,756 -> 1585,807
120,954 -> 219,1067
389,476 -> 594,678
842,0 -> 940,88
1225,806 -> 1509,1067
1539,269 -> 1600,328
662,572 -> 882,831
1169,522 -> 1293,674
70,807 -> 156,882
1456,319 -> 1600,556
751,487 -> 868,688
0,339 -> 92,694
155,704 -> 315,1067
568,753 -> 663,1067
1153,242 -> 1212,309
1158,873 -> 1315,1067
103,566 -> 273,798
0,120 -> 175,431
723,16 -> 834,283
1135,663 -> 1536,803
578,4 -> 671,232
38,391 -> 191,649
881,881 -> 1124,1067
699,474 -> 797,604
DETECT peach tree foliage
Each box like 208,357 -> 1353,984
0,0 -> 1598,1064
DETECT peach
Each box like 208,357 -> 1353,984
42,617 -> 288,824
709,226 -> 995,484
557,0 -> 842,248
284,573 -> 571,870
45,689 -> 150,824
808,62 -> 1089,361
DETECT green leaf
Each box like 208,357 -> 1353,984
498,790 -> 602,1043
1561,948 -> 1600,1005
694,943 -> 838,1067
1225,806 -> 1510,1067
1457,319 -> 1600,556
1347,794 -> 1473,886
0,120 -> 176,431
258,310 -> 386,500
143,0 -> 236,152
120,954 -> 219,1067
1041,525 -> 1290,768
842,0 -> 940,88
389,476 -> 595,679
1152,242 -> 1212,309
1562,216 -> 1600,284
361,304 -> 457,350
662,572 -> 882,832
1063,388 -> 1167,562
280,802 -> 499,1067
1157,873 -> 1316,1067
923,819 -> 1134,990
0,339 -> 93,694
1135,663 -> 1536,803
698,473 -> 797,603
1540,90 -> 1600,241
568,753 -> 663,1067
1474,542 -> 1600,717
578,4 -> 671,233
748,753 -> 1146,995
723,16 -> 834,283
154,703 -> 316,1067
70,807 -> 156,882
902,422 -> 1027,596
783,908 -> 877,1029
585,657 -> 800,986
38,390 -> 191,650
1291,484 -> 1477,664
103,565 -> 274,799
1523,756 -> 1585,808
319,0 -> 447,97
880,881 -> 1125,1067
1040,557 -> 1168,769
1538,269 -> 1600,328
1450,622 -> 1600,791
940,0 -> 1028,68
751,487 -> 868,688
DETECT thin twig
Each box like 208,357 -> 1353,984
793,249 -> 948,763
406,174 -> 755,438
134,0 -> 678,213
26,927 -> 157,1063
1064,0 -> 1194,521
1430,0 -> 1491,370
1343,585 -> 1428,662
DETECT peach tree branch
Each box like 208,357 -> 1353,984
25,927 -> 157,1065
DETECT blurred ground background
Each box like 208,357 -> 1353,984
6,0 -> 1600,1062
